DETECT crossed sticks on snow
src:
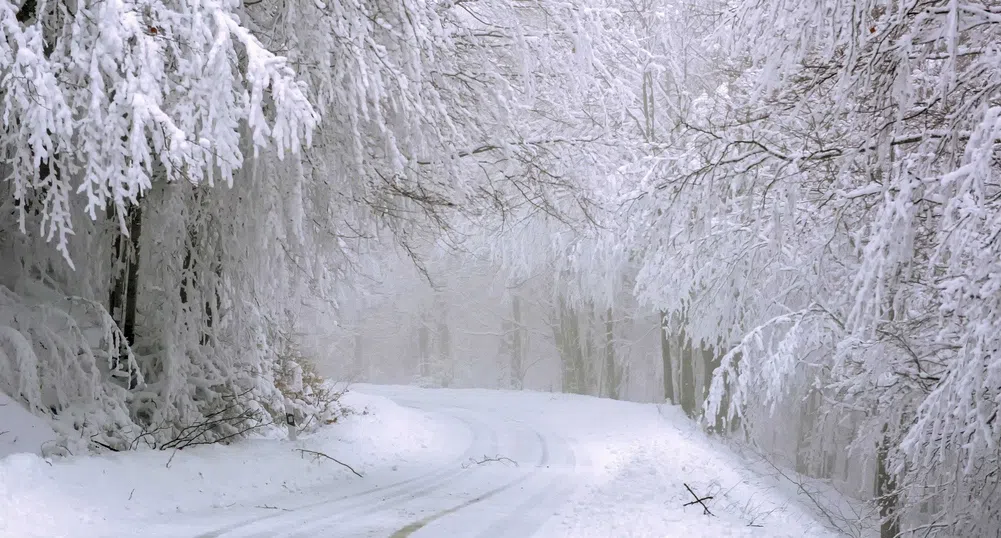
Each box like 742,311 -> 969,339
683,483 -> 715,516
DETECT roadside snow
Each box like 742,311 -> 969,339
1,385 -> 867,538
527,395 -> 850,538
0,391 -> 466,538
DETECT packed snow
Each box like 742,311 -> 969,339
0,385 -> 863,537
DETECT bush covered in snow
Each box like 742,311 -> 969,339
271,317 -> 345,432
0,284 -> 137,452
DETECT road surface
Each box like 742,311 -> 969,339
2,385 -> 850,538
181,387 -> 580,538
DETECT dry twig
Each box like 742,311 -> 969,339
462,455 -> 519,468
296,448 -> 363,477
256,504 -> 292,512
684,483 -> 715,516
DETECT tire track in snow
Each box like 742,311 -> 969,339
388,429 -> 550,538
195,408 -> 496,538
472,431 -> 577,538
272,408 -> 501,538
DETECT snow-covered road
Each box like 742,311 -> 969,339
2,385 -> 862,538
194,391 -> 579,538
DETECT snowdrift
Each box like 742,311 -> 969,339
0,391 -> 58,459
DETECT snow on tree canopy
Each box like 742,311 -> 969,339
0,0 -> 318,265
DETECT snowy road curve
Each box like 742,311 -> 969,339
192,390 -> 579,538
2,385 -> 853,538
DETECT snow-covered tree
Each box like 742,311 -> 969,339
0,0 -> 661,448
1,0 -> 319,447
612,0 -> 1001,535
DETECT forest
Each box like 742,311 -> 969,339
1,0 -> 1000,536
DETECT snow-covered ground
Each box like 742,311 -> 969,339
0,391 -> 59,460
1,385 -> 867,537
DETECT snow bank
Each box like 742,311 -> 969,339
0,391 -> 58,459
540,395 -> 864,537
0,390 -> 464,538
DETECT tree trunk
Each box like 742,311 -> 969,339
552,304 -> 567,393
418,318 -> 430,378
557,296 -> 586,395
177,188 -> 219,347
660,311 -> 674,404
510,294 -> 523,389
107,202 -> 141,390
796,389 -> 817,474
679,330 -> 697,418
108,203 -> 126,329
603,306 -> 619,399
203,258 -> 222,346
876,283 -> 900,538
108,220 -> 125,327
559,297 -> 573,393
436,300 -> 451,387
566,300 -> 583,394
701,343 -> 720,407
122,205 -> 142,346
876,426 -> 900,538
353,331 -> 364,380
583,302 -> 595,395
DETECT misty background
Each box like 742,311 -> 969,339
2,0 -> 999,536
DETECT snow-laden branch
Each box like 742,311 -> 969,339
0,0 -> 318,263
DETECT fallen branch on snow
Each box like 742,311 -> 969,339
166,448 -> 179,468
683,483 -> 715,516
90,435 -> 121,452
462,455 -> 518,468
296,448 -> 363,477
128,388 -> 271,452
161,389 -> 268,451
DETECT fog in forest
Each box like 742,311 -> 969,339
3,0 -> 999,535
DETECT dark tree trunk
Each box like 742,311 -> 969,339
108,205 -> 141,343
178,223 -> 219,346
122,205 -> 142,345
107,202 -> 141,390
108,214 -> 125,327
876,426 -> 900,538
201,259 -> 221,346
